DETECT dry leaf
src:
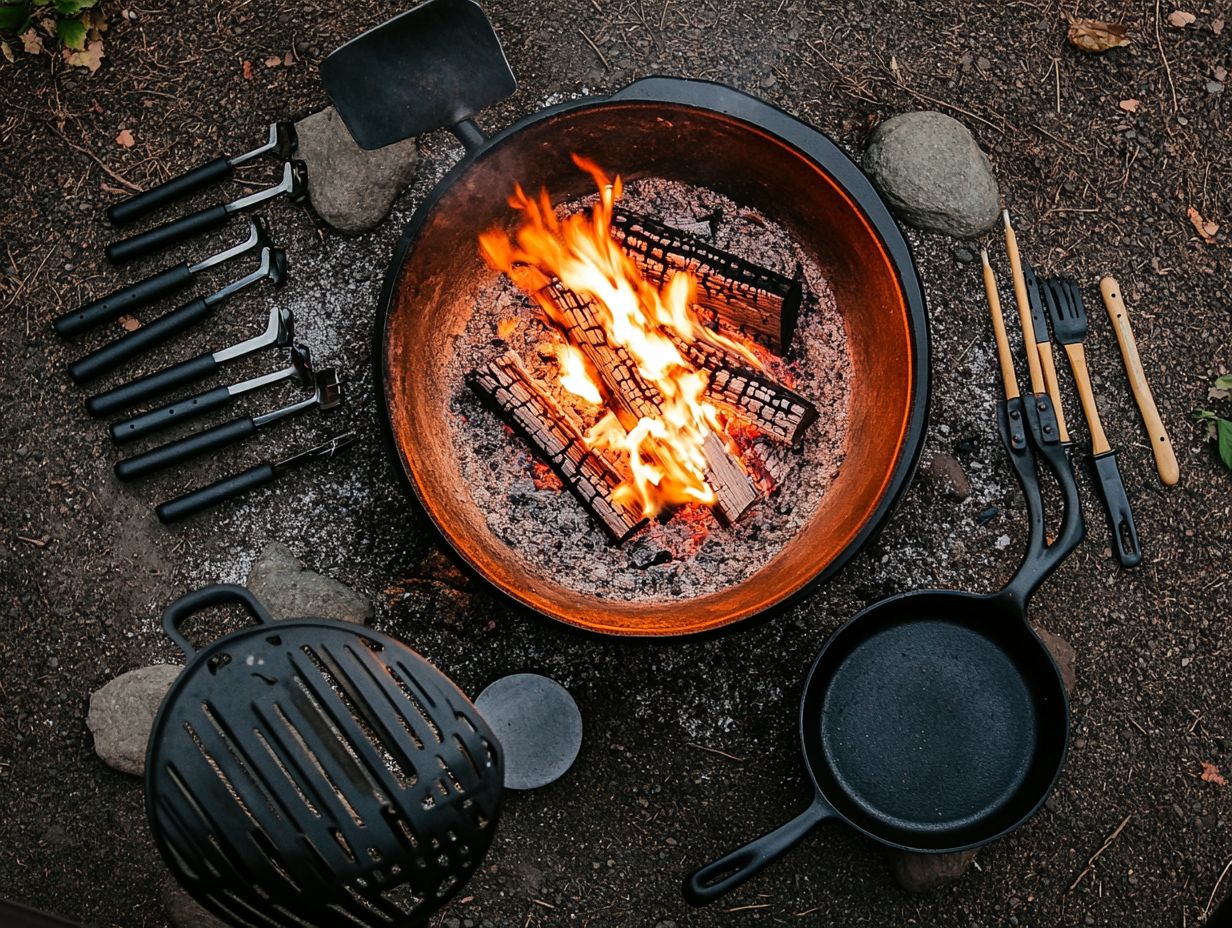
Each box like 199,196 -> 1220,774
117,315 -> 141,332
1213,18 -> 1225,35
0,40 -> 13,64
115,128 -> 135,148
65,40 -> 105,73
283,49 -> 295,66
1167,10 -> 1196,27
263,55 -> 281,68
1068,18 -> 1132,53
242,59 -> 254,80
21,28 -> 44,55
1119,98 -> 1140,112
1188,206 -> 1220,243
1201,762 -> 1227,786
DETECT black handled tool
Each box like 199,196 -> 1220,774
85,305 -> 293,417
1042,276 -> 1142,568
116,367 -> 342,480
108,122 -> 297,226
106,161 -> 306,264
68,245 -> 287,385
156,430 -> 356,523
54,219 -> 269,338
109,344 -> 313,444
1023,260 -> 1071,444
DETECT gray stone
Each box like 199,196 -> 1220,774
247,541 -> 373,624
161,880 -> 230,928
863,111 -> 1000,237
475,674 -> 582,790
294,106 -> 419,235
887,848 -> 977,892
1032,624 -> 1077,694
86,664 -> 182,776
921,452 -> 972,500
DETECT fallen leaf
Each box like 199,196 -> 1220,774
242,59 -> 254,80
1201,762 -> 1228,786
0,40 -> 13,64
117,315 -> 140,332
1213,18 -> 1225,35
263,55 -> 281,68
1188,206 -> 1219,243
283,49 -> 294,67
1067,18 -> 1132,53
1119,98 -> 1140,112
115,128 -> 134,148
64,39 -> 104,73
1208,374 -> 1232,402
1167,10 -> 1196,27
21,29 -> 45,55
56,16 -> 87,50
1215,65 -> 1228,82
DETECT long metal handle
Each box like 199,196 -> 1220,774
107,157 -> 234,226
105,203 -> 230,264
85,353 -> 220,418
68,297 -> 211,384
156,463 -> 275,524
110,384 -> 233,444
115,417 -> 256,480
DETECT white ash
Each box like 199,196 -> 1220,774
447,178 -> 851,602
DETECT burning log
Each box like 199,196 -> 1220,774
610,208 -> 804,353
668,333 -> 818,444
544,282 -> 759,525
468,351 -> 647,543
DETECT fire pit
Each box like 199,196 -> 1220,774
376,78 -> 929,636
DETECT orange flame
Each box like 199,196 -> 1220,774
479,156 -> 758,518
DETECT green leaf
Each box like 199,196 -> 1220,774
1219,419 -> 1232,472
55,13 -> 84,48
0,3 -> 31,32
1216,375 -> 1232,390
52,0 -> 94,14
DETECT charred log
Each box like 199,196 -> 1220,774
609,208 -> 803,353
468,351 -> 647,543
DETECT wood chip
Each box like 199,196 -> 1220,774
1166,10 -> 1196,27
1119,98 -> 1141,112
1188,206 -> 1220,243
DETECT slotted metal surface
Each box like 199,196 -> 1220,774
147,616 -> 502,928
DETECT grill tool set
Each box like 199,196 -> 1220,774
57,175 -> 352,523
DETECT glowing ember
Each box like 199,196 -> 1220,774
480,156 -> 767,519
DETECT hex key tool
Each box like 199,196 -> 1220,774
106,161 -> 306,264
115,368 -> 342,480
53,219 -> 269,338
108,122 -> 297,225
85,305 -> 293,418
68,244 -> 288,385
109,344 -> 313,444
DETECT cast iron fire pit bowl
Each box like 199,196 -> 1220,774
376,77 -> 929,636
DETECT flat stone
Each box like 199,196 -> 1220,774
247,541 -> 373,624
887,848 -> 978,892
475,674 -> 582,790
161,880 -> 230,928
921,452 -> 972,500
1032,624 -> 1077,694
294,106 -> 419,236
863,111 -> 1000,237
86,664 -> 182,776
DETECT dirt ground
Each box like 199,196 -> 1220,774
1,1 -> 1230,926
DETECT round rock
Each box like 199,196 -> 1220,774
887,848 -> 978,892
475,674 -> 582,790
862,111 -> 1000,237
87,664 -> 182,776
247,541 -> 373,624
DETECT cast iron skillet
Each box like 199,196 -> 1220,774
683,391 -> 1084,903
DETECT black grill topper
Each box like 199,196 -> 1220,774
145,584 -> 503,928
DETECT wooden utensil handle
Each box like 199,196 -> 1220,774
1036,342 -> 1070,443
1099,277 -> 1179,486
1003,217 -> 1046,394
1062,343 -> 1111,455
981,253 -> 1020,399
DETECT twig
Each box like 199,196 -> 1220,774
578,28 -> 609,69
1054,58 -> 1062,114
1155,0 -> 1179,112
1204,857 -> 1232,919
50,127 -> 142,192
1068,814 -> 1132,891
687,742 -> 745,762
725,904 -> 769,912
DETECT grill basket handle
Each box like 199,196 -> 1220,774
162,583 -> 275,657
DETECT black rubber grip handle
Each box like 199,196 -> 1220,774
156,463 -> 274,524
108,157 -> 233,226
1090,452 -> 1142,569
68,297 -> 211,385
53,263 -> 193,337
105,203 -> 230,264
86,352 -> 219,418
110,383 -> 233,444
116,417 -> 256,481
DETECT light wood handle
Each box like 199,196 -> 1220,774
1062,343 -> 1111,455
1100,276 -> 1179,486
1003,212 -> 1046,394
981,251 -> 1020,400
1036,342 -> 1070,443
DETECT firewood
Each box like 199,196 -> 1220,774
468,351 -> 647,543
542,282 -> 759,524
609,208 -> 803,353
667,333 -> 818,444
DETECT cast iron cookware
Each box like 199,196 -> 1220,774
684,390 -> 1084,903
349,1 -> 931,636
145,585 -> 503,928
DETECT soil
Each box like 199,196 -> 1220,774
1,2 -> 1230,927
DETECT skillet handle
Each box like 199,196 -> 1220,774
682,798 -> 834,906
162,584 -> 275,658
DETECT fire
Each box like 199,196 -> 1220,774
479,155 -> 763,519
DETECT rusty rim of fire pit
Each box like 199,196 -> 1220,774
375,77 -> 930,637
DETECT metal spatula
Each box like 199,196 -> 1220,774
1042,276 -> 1142,568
